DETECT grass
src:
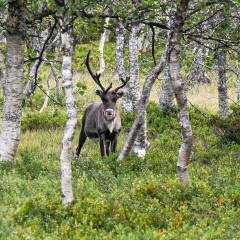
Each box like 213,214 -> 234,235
1,101 -> 240,239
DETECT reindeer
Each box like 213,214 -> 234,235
76,50 -> 129,157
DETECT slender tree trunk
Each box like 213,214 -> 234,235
98,17 -> 110,75
60,24 -> 77,205
159,64 -> 175,113
39,51 -> 61,113
118,37 -> 169,161
159,15 -> 175,113
128,21 -> 141,110
0,0 -> 25,162
128,17 -> 148,158
168,0 -> 193,184
216,49 -> 229,119
23,29 -> 48,105
39,70 -> 51,113
23,60 -> 42,105
186,46 -> 211,87
115,19 -> 132,112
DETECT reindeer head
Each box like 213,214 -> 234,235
85,50 -> 129,121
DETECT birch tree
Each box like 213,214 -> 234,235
118,36 -> 169,162
159,64 -> 175,113
60,19 -> 77,205
23,29 -> 49,105
159,14 -> 175,113
216,48 -> 229,119
167,0 -> 193,184
0,0 -> 25,162
98,16 -> 110,75
186,46 -> 211,87
128,0 -> 148,158
115,19 -> 132,113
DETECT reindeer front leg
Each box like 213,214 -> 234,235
99,133 -> 107,157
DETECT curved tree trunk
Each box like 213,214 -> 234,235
168,0 -> 193,184
128,18 -> 148,158
118,37 -> 169,161
60,24 -> 77,205
0,1 -> 25,162
115,19 -> 132,113
22,29 -> 49,105
216,49 -> 229,119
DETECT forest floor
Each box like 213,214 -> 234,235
0,77 -> 240,239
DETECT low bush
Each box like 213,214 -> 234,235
22,109 -> 66,131
208,104 -> 240,144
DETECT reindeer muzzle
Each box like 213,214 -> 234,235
104,109 -> 116,121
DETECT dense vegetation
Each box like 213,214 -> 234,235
1,95 -> 240,239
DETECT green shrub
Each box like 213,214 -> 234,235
208,104 -> 240,143
22,109 -> 66,131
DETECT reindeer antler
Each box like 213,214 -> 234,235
114,76 -> 130,92
84,50 -> 112,93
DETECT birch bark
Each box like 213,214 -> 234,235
115,19 -> 132,113
159,15 -> 175,113
187,46 -> 211,87
23,29 -> 48,105
216,49 -> 229,119
0,0 -> 25,162
39,70 -> 51,113
118,37 -> 169,161
128,14 -> 148,158
167,0 -> 193,184
159,64 -> 175,113
98,17 -> 110,75
60,23 -> 77,205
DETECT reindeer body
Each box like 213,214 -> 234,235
76,101 -> 121,157
76,50 -> 129,157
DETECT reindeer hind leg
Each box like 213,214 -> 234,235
76,127 -> 87,157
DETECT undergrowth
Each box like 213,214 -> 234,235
1,102 -> 240,239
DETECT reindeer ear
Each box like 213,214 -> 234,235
96,90 -> 103,96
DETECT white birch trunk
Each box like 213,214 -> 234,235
187,46 -> 211,87
98,17 -> 110,75
168,0 -> 193,184
23,29 -> 49,104
216,49 -> 229,119
60,26 -> 77,205
39,70 -> 51,113
23,60 -> 41,104
118,37 -> 169,161
0,0 -> 25,162
115,20 -> 132,113
159,64 -> 175,113
159,15 -> 175,113
128,18 -> 148,158
0,33 -> 24,162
